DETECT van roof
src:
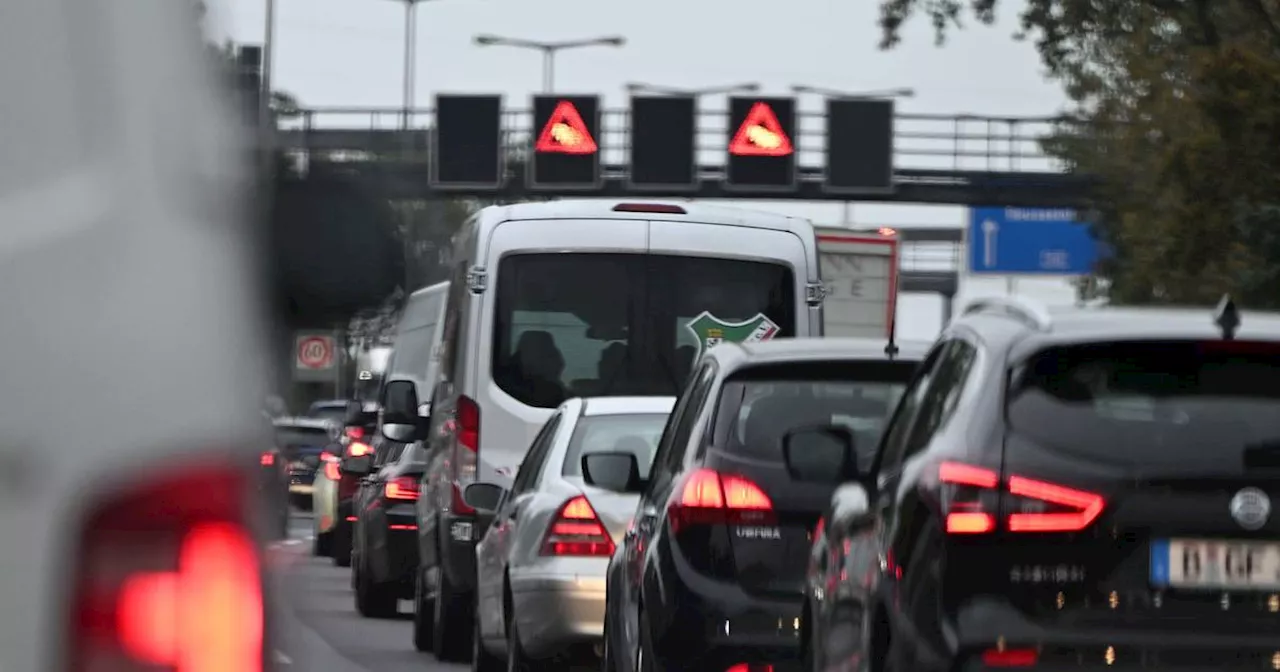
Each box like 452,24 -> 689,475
494,200 -> 811,233
408,280 -> 449,299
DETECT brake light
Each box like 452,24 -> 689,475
385,476 -> 420,501
259,452 -> 274,466
321,453 -> 340,481
667,468 -> 773,533
541,495 -> 614,557
612,203 -> 687,214
450,395 -> 480,515
456,395 -> 479,453
346,441 -> 372,458
725,665 -> 774,672
939,461 -> 1105,534
68,464 -> 264,672
344,426 -> 365,440
982,648 -> 1038,667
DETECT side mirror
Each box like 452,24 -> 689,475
582,452 -> 643,493
341,454 -> 373,476
829,482 -> 872,530
463,482 -> 505,513
781,424 -> 859,485
380,380 -> 419,442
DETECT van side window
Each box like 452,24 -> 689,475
437,262 -> 469,385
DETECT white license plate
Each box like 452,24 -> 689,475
1151,538 -> 1280,589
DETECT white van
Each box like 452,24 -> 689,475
386,281 -> 450,406
412,200 -> 823,659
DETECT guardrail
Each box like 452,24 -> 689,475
277,107 -> 1080,174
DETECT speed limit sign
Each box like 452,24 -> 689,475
295,334 -> 335,370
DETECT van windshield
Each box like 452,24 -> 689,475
492,253 -> 796,408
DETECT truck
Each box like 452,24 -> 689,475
815,227 -> 900,339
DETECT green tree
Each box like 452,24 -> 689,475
879,0 -> 1280,306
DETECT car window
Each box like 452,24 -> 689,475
274,426 -> 334,449
663,362 -> 718,469
900,340 -> 979,461
876,343 -> 949,474
561,413 -> 669,480
510,412 -> 562,497
1008,340 -> 1280,469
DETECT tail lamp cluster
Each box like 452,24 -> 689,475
939,461 -> 1105,535
541,495 -> 614,557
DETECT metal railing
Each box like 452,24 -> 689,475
278,107 -> 1080,174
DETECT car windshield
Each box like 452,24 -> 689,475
561,413 -> 669,480
1007,340 -> 1280,469
492,252 -> 795,409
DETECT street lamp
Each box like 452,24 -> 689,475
790,84 -> 915,99
384,0 -> 443,129
473,34 -> 627,92
626,82 -> 761,97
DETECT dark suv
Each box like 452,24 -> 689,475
603,337 -> 925,672
801,295 -> 1280,672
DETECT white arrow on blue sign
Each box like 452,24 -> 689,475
967,206 -> 1100,275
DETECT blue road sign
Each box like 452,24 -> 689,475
968,206 -> 1099,275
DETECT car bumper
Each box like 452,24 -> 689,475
511,571 -> 607,659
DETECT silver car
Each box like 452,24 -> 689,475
465,396 -> 676,670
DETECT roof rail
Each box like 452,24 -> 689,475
961,296 -> 1053,331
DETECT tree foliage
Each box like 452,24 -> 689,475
879,0 -> 1280,306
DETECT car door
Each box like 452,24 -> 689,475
618,361 -> 717,663
357,436 -> 407,560
476,409 -> 565,641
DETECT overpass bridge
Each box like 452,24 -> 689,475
275,105 -> 1095,207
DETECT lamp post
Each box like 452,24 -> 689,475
625,81 -> 761,97
385,0 -> 443,129
791,86 -> 914,226
473,34 -> 626,93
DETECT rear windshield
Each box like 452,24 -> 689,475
308,406 -> 347,424
274,426 -> 334,448
1008,341 -> 1280,468
713,361 -> 916,468
562,413 -> 669,480
493,253 -> 796,409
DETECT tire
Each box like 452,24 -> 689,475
432,564 -> 474,662
332,520 -> 352,567
505,614 -> 542,672
412,568 -> 435,652
471,601 -> 504,672
353,552 -> 398,618
312,529 -> 332,557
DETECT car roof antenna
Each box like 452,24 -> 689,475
885,316 -> 900,359
1214,294 -> 1241,340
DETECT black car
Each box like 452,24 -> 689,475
802,296 -> 1280,672
258,438 -> 290,539
602,338 -> 924,672
272,416 -> 340,510
350,433 -> 426,618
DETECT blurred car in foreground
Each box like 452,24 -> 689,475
467,396 -> 674,671
604,338 -> 925,672
273,416 -> 339,510
804,297 -> 1280,672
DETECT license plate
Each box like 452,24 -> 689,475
1151,538 -> 1280,589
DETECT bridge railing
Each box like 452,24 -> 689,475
278,107 -> 1080,174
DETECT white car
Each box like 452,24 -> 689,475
1,1 -> 275,670
467,396 -> 675,671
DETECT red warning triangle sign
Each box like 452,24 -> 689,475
729,102 -> 794,157
534,101 -> 598,155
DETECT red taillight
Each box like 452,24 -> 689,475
939,461 -> 1105,534
385,476 -> 420,501
259,452 -> 274,466
346,441 -> 372,458
667,468 -> 773,533
612,203 -> 687,214
344,426 -> 365,440
456,395 -> 479,453
69,464 -> 264,672
450,396 -> 480,515
725,665 -> 774,672
542,495 -> 614,557
982,648 -> 1038,667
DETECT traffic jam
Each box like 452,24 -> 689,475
265,200 -> 1280,672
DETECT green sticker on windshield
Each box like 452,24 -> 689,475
684,311 -> 781,358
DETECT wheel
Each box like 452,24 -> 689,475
332,520 -> 352,567
505,613 -> 542,672
471,600 -> 503,672
432,563 -> 474,662
353,551 -> 398,618
312,529 -> 332,557
412,568 -> 435,652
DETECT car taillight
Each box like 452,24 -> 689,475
450,395 -> 480,515
68,464 -> 264,672
541,495 -> 614,557
939,461 -> 1105,534
346,441 -> 372,458
259,452 -> 274,466
344,426 -> 365,440
385,476 -> 420,501
667,468 -> 774,533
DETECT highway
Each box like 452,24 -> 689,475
269,510 -> 466,672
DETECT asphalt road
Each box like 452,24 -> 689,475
269,510 -> 467,672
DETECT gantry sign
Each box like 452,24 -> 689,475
428,94 -> 897,196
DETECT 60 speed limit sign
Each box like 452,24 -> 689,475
295,334 -> 335,370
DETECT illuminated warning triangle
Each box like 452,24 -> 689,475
534,101 -> 598,155
729,102 -> 794,157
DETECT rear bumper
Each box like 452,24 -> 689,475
511,571 -> 607,658
370,510 -> 419,589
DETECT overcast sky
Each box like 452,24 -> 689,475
214,0 -> 1083,338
